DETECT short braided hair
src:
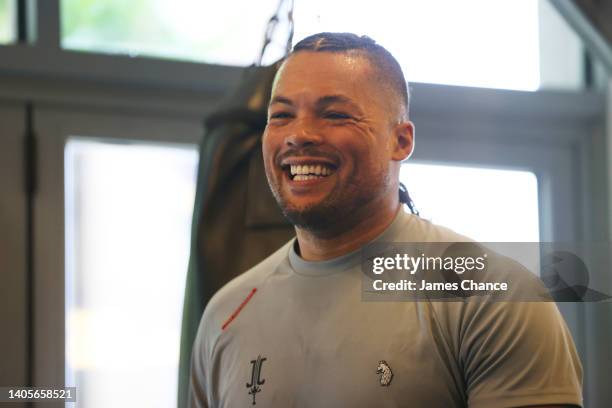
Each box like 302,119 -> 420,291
291,32 -> 410,119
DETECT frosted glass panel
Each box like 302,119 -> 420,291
0,0 -> 16,44
65,139 -> 198,408
401,163 -> 539,242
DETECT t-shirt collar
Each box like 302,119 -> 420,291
288,208 -> 410,277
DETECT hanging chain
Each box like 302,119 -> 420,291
257,0 -> 295,66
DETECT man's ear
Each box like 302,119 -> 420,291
391,121 -> 415,161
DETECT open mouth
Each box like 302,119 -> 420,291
282,163 -> 338,181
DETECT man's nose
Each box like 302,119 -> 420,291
285,124 -> 323,147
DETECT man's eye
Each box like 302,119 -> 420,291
324,111 -> 351,120
269,112 -> 293,120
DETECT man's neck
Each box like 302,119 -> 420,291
295,200 -> 401,261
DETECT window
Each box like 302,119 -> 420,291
60,0 -> 280,64
64,139 -> 198,407
401,163 -> 540,242
295,0 -> 540,91
60,0 -> 543,90
0,0 -> 16,44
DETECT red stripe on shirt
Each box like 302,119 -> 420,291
221,287 -> 257,331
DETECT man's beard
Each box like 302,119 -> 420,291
273,181 -> 375,234
281,200 -> 342,231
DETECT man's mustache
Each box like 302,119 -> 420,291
276,147 -> 340,166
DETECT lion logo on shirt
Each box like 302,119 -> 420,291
376,360 -> 393,386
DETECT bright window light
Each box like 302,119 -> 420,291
65,139 -> 198,408
293,0 -> 540,90
61,0 -> 279,64
61,0 -> 540,90
0,0 -> 17,44
401,162 -> 540,242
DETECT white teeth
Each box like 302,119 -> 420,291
293,174 -> 323,181
288,163 -> 336,178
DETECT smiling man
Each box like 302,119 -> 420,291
188,33 -> 582,408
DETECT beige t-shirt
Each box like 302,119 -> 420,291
189,210 -> 583,407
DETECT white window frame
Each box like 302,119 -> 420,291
31,106 -> 203,394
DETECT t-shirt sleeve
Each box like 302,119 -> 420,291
461,301 -> 583,408
188,322 -> 210,408
189,297 -> 225,408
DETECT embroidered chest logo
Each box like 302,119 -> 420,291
246,355 -> 267,405
376,360 -> 393,386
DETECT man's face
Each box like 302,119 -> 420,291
262,51 -> 401,230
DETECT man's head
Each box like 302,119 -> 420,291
292,33 -> 411,121
262,32 -> 415,234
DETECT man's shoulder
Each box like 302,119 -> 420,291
399,212 -> 472,243
200,239 -> 294,330
209,238 -> 293,307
